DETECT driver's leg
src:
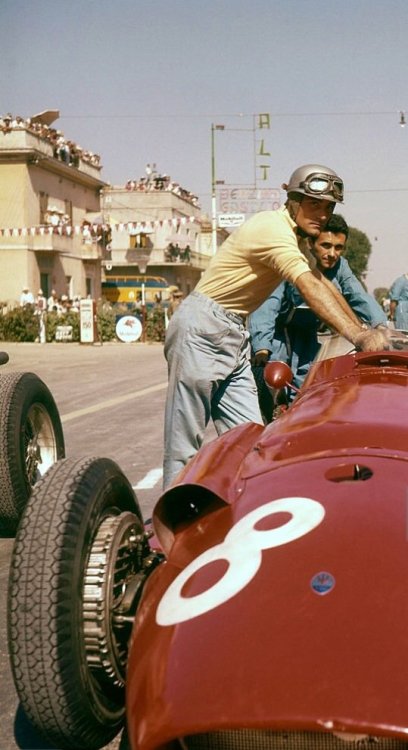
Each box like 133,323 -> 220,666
212,332 -> 263,433
163,293 -> 245,488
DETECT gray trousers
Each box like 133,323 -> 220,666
163,291 -> 263,488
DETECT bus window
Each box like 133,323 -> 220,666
101,275 -> 169,307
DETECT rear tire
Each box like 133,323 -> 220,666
8,456 -> 144,750
0,372 -> 65,533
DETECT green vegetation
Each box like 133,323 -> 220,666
0,304 -> 166,343
45,311 -> 80,342
343,225 -> 372,285
0,305 -> 38,342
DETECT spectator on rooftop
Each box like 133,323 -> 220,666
1,114 -> 12,134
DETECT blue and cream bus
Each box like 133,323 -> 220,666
101,275 -> 169,306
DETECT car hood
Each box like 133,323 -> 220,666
127,452 -> 408,749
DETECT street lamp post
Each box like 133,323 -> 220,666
211,124 -> 224,255
136,248 -> 152,343
141,280 -> 146,343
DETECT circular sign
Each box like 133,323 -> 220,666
115,315 -> 142,343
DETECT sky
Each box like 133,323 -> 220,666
1,0 -> 408,292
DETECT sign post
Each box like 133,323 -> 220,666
80,299 -> 97,344
218,213 -> 246,228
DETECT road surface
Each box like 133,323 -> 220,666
0,341 -> 171,750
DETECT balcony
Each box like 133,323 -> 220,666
0,231 -> 101,259
0,128 -> 103,183
105,246 -> 212,273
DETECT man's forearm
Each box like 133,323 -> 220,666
296,271 -> 364,344
319,273 -> 362,327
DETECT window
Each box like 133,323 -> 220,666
65,276 -> 73,299
129,232 -> 149,249
64,199 -> 73,224
39,192 -> 49,225
40,273 -> 50,298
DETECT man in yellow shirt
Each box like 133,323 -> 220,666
163,164 -> 388,488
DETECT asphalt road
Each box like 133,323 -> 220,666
0,340 -> 172,750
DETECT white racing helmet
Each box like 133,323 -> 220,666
283,164 -> 344,204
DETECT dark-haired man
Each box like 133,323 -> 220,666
249,215 -> 387,420
163,165 -> 389,488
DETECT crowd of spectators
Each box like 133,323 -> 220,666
17,286 -> 85,343
0,112 -> 101,168
20,286 -> 82,314
164,243 -> 191,262
125,164 -> 200,206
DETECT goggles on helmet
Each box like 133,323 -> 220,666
299,173 -> 344,202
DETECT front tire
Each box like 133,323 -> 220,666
0,371 -> 65,533
8,456 -> 145,750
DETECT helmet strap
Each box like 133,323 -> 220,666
286,195 -> 302,222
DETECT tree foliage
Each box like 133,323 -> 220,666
342,224 -> 372,285
373,287 -> 389,304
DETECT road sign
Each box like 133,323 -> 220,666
116,315 -> 142,343
218,213 -> 246,228
79,299 -> 97,344
218,187 -> 281,215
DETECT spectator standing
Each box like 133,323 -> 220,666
60,294 -> 71,312
47,289 -> 60,312
180,244 -> 191,262
35,289 -> 47,343
1,114 -> 12,134
389,273 -> 408,330
381,297 -> 391,318
20,286 -> 34,306
167,286 -> 184,319
249,215 -> 387,421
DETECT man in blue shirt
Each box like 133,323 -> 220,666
248,215 -> 387,421
389,273 -> 408,330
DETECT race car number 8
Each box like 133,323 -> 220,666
156,496 -> 325,626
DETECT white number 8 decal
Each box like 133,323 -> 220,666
156,496 -> 325,626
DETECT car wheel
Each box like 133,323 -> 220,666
0,371 -> 65,533
8,456 -> 155,750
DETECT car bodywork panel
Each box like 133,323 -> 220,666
127,343 -> 408,749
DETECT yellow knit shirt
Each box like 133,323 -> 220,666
195,207 -> 313,316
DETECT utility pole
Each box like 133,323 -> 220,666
211,124 -> 224,255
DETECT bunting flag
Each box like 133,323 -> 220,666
0,216 -> 199,237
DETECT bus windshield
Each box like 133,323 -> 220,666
101,275 -> 169,306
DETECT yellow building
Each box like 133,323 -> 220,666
0,115 -> 229,307
100,182 -> 228,300
0,113 -> 107,306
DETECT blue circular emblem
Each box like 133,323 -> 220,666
311,571 -> 335,595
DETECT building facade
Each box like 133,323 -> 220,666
100,182 -> 229,300
0,117 -> 107,306
0,116 -> 229,307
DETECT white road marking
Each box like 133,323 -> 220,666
133,468 -> 163,490
61,382 -> 167,423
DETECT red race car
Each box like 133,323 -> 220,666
7,331 -> 408,750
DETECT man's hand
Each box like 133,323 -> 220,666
353,327 -> 390,352
296,272 -> 388,352
253,349 -> 270,366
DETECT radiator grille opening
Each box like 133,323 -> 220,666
183,730 -> 408,749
